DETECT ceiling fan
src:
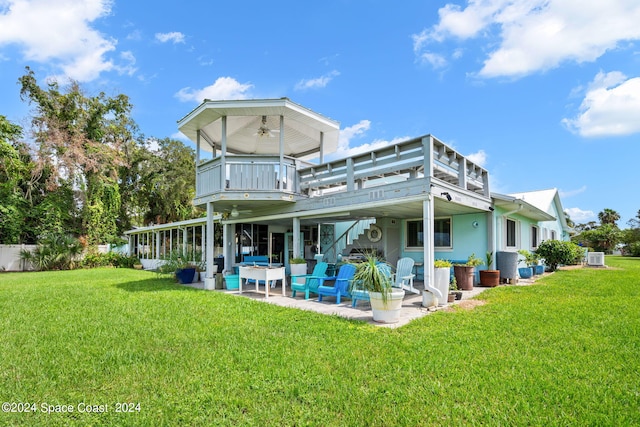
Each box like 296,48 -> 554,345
229,205 -> 252,217
254,116 -> 280,138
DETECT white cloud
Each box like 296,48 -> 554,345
466,149 -> 487,167
565,207 -> 595,222
175,77 -> 254,103
328,119 -> 410,160
562,71 -> 640,137
294,70 -> 340,91
0,0 -> 116,82
155,32 -> 185,44
414,0 -> 640,78
416,51 -> 448,69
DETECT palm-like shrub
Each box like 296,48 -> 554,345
350,255 -> 393,303
20,234 -> 83,271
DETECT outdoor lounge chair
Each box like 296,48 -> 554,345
351,262 -> 392,307
291,262 -> 328,300
393,257 -> 418,294
317,263 -> 357,304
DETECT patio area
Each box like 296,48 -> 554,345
183,275 -> 543,328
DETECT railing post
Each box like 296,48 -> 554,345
346,157 -> 354,191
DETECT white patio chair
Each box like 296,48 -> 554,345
393,257 -> 418,294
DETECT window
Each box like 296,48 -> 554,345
531,225 -> 539,249
506,218 -> 517,248
406,220 -> 423,248
406,217 -> 452,249
551,230 -> 557,240
434,217 -> 452,248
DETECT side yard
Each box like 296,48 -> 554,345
0,258 -> 639,426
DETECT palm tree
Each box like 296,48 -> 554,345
598,208 -> 620,226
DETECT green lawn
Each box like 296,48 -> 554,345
1,258 -> 639,426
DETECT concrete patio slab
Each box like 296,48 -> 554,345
183,274 -> 546,328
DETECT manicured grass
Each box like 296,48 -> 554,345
1,258 -> 639,426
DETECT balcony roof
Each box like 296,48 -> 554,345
177,98 -> 340,159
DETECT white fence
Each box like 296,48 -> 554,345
0,244 -> 109,272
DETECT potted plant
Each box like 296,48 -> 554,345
479,251 -> 500,287
432,259 -> 452,306
517,250 -> 537,279
453,253 -> 482,291
158,251 -> 197,284
350,255 -> 405,323
289,257 -> 308,283
448,276 -> 461,302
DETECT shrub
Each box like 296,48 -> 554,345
19,234 -> 83,271
534,240 -> 583,271
80,251 -> 140,269
628,242 -> 640,257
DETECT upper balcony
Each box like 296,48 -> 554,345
180,98 -> 490,213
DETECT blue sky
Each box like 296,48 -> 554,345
1,0 -> 639,226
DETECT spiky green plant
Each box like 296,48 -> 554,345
19,234 -> 83,271
350,255 -> 393,303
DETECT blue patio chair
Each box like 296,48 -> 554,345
393,257 -> 418,294
317,263 -> 357,304
291,262 -> 328,300
351,262 -> 392,307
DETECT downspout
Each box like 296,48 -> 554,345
423,194 -> 443,300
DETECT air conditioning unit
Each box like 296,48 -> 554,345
587,252 -> 605,267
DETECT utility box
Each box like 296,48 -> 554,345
587,252 -> 605,267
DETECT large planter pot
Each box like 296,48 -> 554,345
421,290 -> 438,308
479,270 -> 500,287
369,289 -> 405,323
176,267 -> 196,284
535,265 -> 544,275
496,251 -> 518,283
454,265 -> 475,291
518,267 -> 533,279
434,267 -> 451,306
289,263 -> 307,283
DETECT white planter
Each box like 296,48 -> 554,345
434,267 -> 450,306
289,263 -> 307,283
421,290 -> 438,308
369,289 -> 405,323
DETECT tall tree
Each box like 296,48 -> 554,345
598,208 -> 620,226
18,67 -> 137,244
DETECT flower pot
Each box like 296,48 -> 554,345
176,267 -> 196,284
422,290 -> 438,308
447,293 -> 456,303
434,267 -> 451,306
535,265 -> 544,275
369,289 -> 405,323
289,263 -> 307,282
454,291 -> 463,300
479,270 -> 500,287
454,265 -> 475,291
224,274 -> 239,290
518,267 -> 533,279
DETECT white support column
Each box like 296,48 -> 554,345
182,227 -> 188,257
279,115 -> 285,190
204,201 -> 216,290
196,129 -> 201,164
422,195 -> 442,301
220,116 -> 227,188
155,231 -> 160,260
293,217 -> 301,259
487,211 -> 495,268
227,223 -> 234,275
